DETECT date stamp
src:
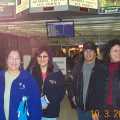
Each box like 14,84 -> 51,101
91,110 -> 120,118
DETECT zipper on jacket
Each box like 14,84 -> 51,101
41,80 -> 44,97
41,72 -> 55,97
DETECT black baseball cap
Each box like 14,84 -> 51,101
83,41 -> 96,51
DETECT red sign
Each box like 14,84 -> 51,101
44,7 -> 54,11
80,7 -> 88,12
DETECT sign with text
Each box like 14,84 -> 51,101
99,0 -> 120,13
31,0 -> 67,7
16,0 -> 29,14
0,0 -> 15,19
53,57 -> 66,75
69,0 -> 98,9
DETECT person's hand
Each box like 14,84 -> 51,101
92,114 -> 99,120
42,105 -> 48,109
72,96 -> 76,105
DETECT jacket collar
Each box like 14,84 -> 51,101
100,62 -> 120,72
0,68 -> 27,80
77,58 -> 101,70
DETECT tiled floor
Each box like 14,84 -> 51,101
58,93 -> 78,120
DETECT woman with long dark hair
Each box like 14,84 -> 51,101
27,45 -> 65,120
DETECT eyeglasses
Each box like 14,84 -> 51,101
111,50 -> 120,53
8,56 -> 20,61
37,55 -> 48,59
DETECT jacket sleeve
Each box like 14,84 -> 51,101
66,65 -> 77,108
29,74 -> 43,120
47,70 -> 65,104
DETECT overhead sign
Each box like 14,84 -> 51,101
99,0 -> 120,13
16,0 -> 29,14
29,0 -> 98,14
31,0 -> 67,7
69,0 -> 98,9
0,0 -> 15,19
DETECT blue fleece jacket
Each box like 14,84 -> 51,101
0,68 -> 42,120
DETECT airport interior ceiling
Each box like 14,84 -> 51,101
1,13 -> 120,46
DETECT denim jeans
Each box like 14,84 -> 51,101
42,117 -> 57,120
76,107 -> 92,120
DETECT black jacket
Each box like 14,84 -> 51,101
67,58 -> 101,111
89,63 -> 120,111
28,63 -> 65,118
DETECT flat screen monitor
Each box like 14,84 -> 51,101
46,21 -> 74,38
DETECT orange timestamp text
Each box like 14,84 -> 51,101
91,110 -> 120,118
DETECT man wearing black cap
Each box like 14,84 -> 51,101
67,41 -> 101,120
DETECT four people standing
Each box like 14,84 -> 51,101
0,39 -> 119,120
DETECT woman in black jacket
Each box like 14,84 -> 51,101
90,39 -> 120,120
27,45 -> 65,120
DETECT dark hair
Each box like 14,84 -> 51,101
70,50 -> 74,54
5,48 -> 22,61
102,39 -> 120,63
33,45 -> 53,77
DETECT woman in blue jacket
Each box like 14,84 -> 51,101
27,45 -> 65,120
0,48 -> 42,120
